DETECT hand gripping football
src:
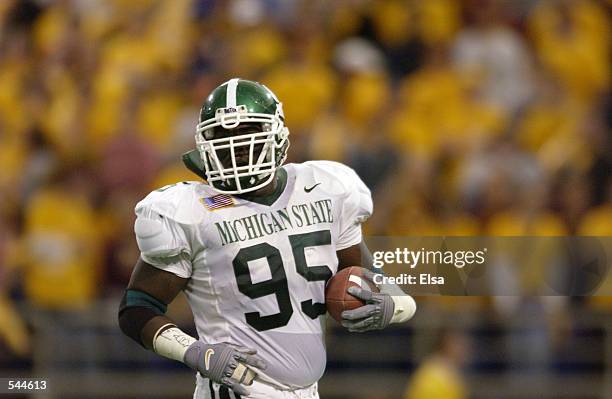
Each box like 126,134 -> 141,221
325,266 -> 380,323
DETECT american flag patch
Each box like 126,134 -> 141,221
200,194 -> 235,210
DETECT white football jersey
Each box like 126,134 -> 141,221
133,161 -> 372,388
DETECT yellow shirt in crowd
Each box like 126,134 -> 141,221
405,357 -> 467,399
22,189 -> 100,309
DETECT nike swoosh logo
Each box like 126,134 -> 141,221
204,349 -> 215,370
304,183 -> 321,193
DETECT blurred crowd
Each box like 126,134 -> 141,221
0,0 -> 610,370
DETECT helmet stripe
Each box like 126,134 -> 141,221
226,78 -> 239,107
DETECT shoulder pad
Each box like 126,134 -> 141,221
136,182 -> 207,225
134,218 -> 182,258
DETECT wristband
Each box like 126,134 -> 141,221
390,295 -> 417,324
153,326 -> 197,362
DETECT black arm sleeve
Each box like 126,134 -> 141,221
118,289 -> 168,347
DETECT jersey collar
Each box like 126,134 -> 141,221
235,167 -> 288,206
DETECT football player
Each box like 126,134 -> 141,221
118,79 -> 416,398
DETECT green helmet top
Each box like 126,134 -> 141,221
199,79 -> 284,124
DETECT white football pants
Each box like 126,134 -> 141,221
193,377 -> 319,399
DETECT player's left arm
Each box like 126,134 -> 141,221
337,240 -> 372,271
332,162 -> 416,332
337,242 -> 417,332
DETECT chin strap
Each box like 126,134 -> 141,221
182,149 -> 208,180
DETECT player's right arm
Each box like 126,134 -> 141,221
118,188 -> 265,395
119,259 -> 265,395
120,258 -> 188,351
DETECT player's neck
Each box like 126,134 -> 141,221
238,171 -> 279,198
252,174 -> 278,197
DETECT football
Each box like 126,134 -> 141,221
325,266 -> 380,323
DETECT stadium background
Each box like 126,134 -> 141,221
0,0 -> 610,397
